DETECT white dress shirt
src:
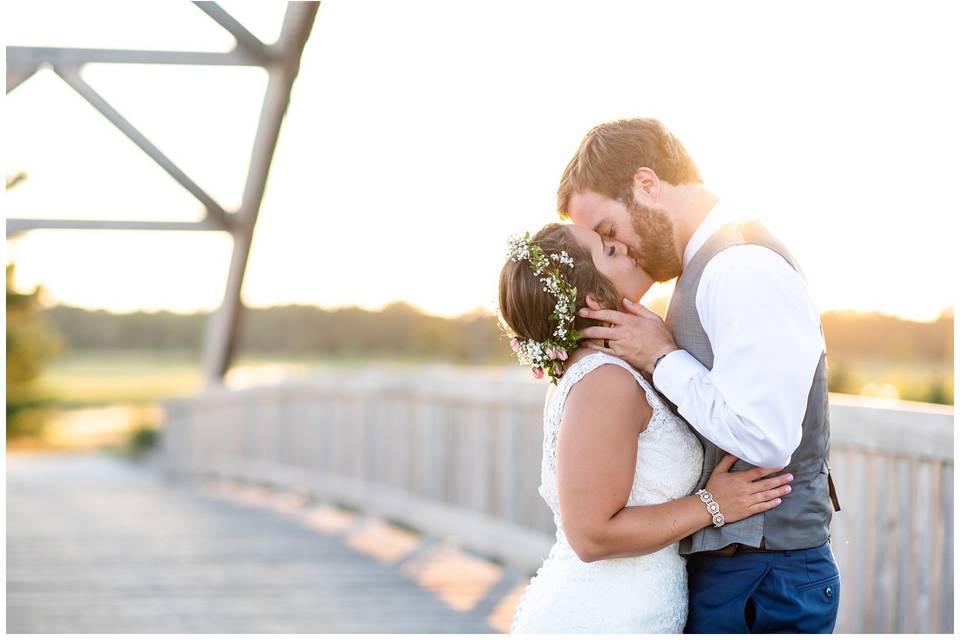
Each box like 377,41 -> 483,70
652,199 -> 825,468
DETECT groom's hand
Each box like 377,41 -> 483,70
578,298 -> 678,375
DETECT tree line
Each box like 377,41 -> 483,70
43,301 -> 952,365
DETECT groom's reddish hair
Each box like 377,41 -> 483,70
557,118 -> 703,219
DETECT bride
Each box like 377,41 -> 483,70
498,222 -> 793,633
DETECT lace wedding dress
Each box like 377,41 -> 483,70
510,352 -> 704,634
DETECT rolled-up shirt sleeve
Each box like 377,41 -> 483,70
652,245 -> 824,469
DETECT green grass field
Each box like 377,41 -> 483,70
34,348 -> 953,407
827,355 -> 953,405
36,350 -> 205,406
33,349 -> 463,407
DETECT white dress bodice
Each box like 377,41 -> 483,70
510,352 -> 704,634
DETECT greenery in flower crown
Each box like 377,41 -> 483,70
505,231 -> 582,384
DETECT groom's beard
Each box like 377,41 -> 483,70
625,195 -> 682,282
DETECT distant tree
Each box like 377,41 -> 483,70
34,299 -> 954,405
827,361 -> 853,395
926,381 -> 951,405
6,263 -> 65,439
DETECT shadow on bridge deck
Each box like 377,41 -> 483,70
6,451 -> 526,633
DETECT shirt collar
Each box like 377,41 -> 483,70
682,198 -> 736,268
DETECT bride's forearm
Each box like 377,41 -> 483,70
575,495 -> 712,562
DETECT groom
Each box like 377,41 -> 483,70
558,118 -> 842,633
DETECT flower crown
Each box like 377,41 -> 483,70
505,231 -> 582,384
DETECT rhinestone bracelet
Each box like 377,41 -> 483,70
695,489 -> 726,528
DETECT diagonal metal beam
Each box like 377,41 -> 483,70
239,3 -> 318,228
193,2 -> 270,62
52,65 -> 233,232
201,1 -> 320,386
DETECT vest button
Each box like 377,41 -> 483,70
824,586 -> 833,597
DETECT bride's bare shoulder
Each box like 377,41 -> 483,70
562,362 -> 652,432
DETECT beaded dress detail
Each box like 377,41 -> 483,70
510,352 -> 703,633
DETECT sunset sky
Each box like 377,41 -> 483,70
4,0 -> 958,321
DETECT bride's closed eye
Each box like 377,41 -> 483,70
600,237 -> 615,257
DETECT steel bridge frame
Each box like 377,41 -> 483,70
6,1 -> 321,387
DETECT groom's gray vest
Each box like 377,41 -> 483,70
667,218 -> 841,554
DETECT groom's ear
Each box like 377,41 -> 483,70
632,167 -> 661,201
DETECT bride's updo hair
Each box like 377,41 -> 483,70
499,223 -> 621,346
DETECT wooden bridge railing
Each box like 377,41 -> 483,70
160,369 -> 953,633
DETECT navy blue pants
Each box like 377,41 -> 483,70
685,542 -> 840,633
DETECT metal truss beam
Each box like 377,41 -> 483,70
193,1 -> 268,61
6,46 -> 269,68
200,1 -> 319,387
5,1 -> 322,386
5,219 -> 224,234
57,65 -> 233,231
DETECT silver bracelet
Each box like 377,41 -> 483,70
695,489 -> 726,528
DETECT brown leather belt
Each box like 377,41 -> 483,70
705,541 -> 776,557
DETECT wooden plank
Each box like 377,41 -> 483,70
334,398 -> 347,477
400,398 -> 414,492
519,405 -> 538,531
474,407 -> 492,516
412,398 -> 427,496
393,396 -> 407,488
424,401 -> 441,501
295,399 -> 308,468
894,457 -> 912,633
878,453 -> 899,633
353,397 -> 365,480
905,457 -> 921,633
940,462 -> 954,633
847,451 -> 867,632
861,450 -> 878,631
383,397 -> 397,488
313,399 -> 326,473
303,401 -> 316,471
926,459 -> 943,632
913,460 -> 933,633
448,403 -> 462,506
504,403 -> 520,522
363,397 -> 377,485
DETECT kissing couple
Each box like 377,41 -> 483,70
500,118 -> 842,634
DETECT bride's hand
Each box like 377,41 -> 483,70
702,454 -> 793,524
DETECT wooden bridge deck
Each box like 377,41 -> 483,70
6,451 -> 525,633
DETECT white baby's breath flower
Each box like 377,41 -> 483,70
504,231 -> 582,384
